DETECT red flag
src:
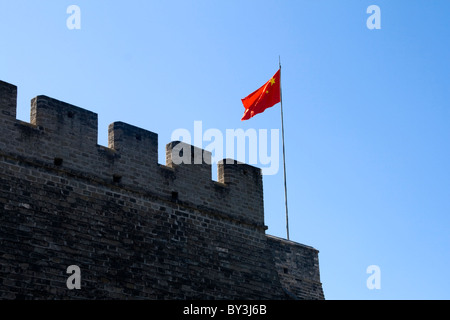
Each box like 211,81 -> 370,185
241,69 -> 281,121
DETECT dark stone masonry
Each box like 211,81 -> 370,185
0,80 -> 324,299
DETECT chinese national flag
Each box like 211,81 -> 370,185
241,68 -> 281,121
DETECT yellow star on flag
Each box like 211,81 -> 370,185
240,68 -> 281,121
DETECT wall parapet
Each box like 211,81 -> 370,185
0,80 -> 324,300
0,80 -> 264,226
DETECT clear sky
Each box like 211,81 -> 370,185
1,0 -> 449,300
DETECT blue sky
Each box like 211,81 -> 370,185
1,0 -> 449,300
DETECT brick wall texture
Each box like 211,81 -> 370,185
0,80 -> 324,299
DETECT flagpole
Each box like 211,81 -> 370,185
279,56 -> 290,240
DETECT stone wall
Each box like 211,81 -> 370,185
0,80 -> 324,299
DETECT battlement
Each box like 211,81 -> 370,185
0,79 -> 324,300
0,80 -> 264,227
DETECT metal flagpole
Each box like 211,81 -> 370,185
279,56 -> 290,240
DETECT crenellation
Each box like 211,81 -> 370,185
106,121 -> 159,187
0,81 -> 265,224
14,120 -> 44,143
218,159 -> 264,225
0,80 -> 17,120
108,121 -> 158,160
30,95 -> 98,149
0,80 -> 324,300
165,141 -> 213,193
165,141 -> 211,168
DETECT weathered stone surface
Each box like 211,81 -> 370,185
0,80 -> 324,299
